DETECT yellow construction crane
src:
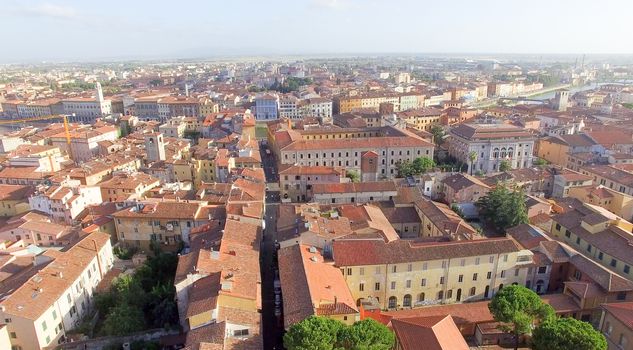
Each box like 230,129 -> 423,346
0,114 -> 73,157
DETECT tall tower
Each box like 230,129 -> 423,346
553,90 -> 569,112
144,133 -> 166,162
95,82 -> 104,102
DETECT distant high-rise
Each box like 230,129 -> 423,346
144,133 -> 166,162
553,90 -> 569,112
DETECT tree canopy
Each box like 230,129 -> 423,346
499,160 -> 512,172
488,285 -> 555,350
346,170 -> 360,183
476,185 -> 528,230
531,317 -> 607,350
284,317 -> 394,350
430,125 -> 445,146
396,157 -> 435,177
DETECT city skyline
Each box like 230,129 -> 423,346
2,0 -> 633,63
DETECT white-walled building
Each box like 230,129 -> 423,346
29,184 -> 103,225
448,124 -> 536,174
0,232 -> 113,350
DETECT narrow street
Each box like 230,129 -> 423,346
259,142 -> 283,349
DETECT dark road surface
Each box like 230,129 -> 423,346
259,143 -> 283,349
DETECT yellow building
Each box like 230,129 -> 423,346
537,136 -> 569,166
551,202 -> 633,280
169,159 -> 195,183
198,97 -> 220,117
568,185 -> 633,222
0,184 -> 34,217
333,238 -> 531,310
599,302 -> 633,350
335,96 -> 362,114
98,172 -> 160,202
113,202 -> 215,251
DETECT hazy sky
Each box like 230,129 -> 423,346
1,0 -> 632,62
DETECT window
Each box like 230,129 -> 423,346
587,244 -> 592,253
46,336 -> 50,344
440,276 -> 445,284
388,296 -> 397,308
406,280 -> 411,288
489,256 -> 494,264
487,271 -> 492,279
359,267 -> 364,275
233,329 -> 249,337
611,259 -> 618,268
617,291 -> 627,301
475,257 -> 480,265
470,287 -> 476,296
575,237 -> 580,244
438,291 -> 444,299
460,259 -> 466,266
392,265 -> 397,273
514,268 -> 520,277
4,318 -> 11,323
52,310 -> 57,320
375,283 -> 380,291
42,321 -> 47,331
500,270 -> 505,278
407,263 -> 412,272
10,332 -> 16,339
473,273 -> 478,281
403,294 -> 412,307
625,265 -> 631,274
458,274 -> 463,283
538,266 -> 547,274
359,283 -> 364,292
565,230 -> 571,238
391,281 -> 396,290
447,289 -> 453,299
598,252 -> 604,260
346,268 -> 352,275
421,278 -> 427,287
503,254 -> 508,262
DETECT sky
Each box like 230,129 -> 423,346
1,0 -> 632,63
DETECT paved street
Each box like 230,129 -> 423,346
259,143 -> 283,349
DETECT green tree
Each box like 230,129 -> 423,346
346,170 -> 360,183
533,158 -> 548,166
395,159 -> 415,178
283,316 -> 345,350
532,317 -> 607,350
477,185 -> 528,230
499,160 -> 512,172
412,157 -> 435,174
338,319 -> 395,350
102,303 -> 145,336
468,151 -> 478,176
488,285 -> 555,350
430,125 -> 445,146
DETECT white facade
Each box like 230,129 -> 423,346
255,94 -> 279,121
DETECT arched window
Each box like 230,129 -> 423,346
418,292 -> 425,302
470,287 -> 476,296
508,147 -> 514,158
456,288 -> 462,302
498,284 -> 504,291
356,298 -> 363,307
388,296 -> 397,309
501,148 -> 507,158
493,148 -> 499,158
403,294 -> 412,307
438,290 -> 444,300
484,285 -> 490,298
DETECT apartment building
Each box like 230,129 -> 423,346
333,238 -> 531,310
275,126 -> 434,179
279,165 -> 345,202
113,201 -> 214,250
599,302 -> 633,350
28,184 -> 103,225
279,244 -> 359,329
61,83 -> 111,122
6,144 -> 65,172
49,125 -> 119,162
397,108 -> 442,131
550,201 -> 633,280
334,93 -> 424,114
98,172 -> 160,202
0,211 -> 73,247
0,232 -> 113,350
568,185 -> 633,221
448,123 -> 535,174
551,169 -> 594,198
0,184 -> 34,217
579,165 -> 633,196
176,219 -> 262,348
